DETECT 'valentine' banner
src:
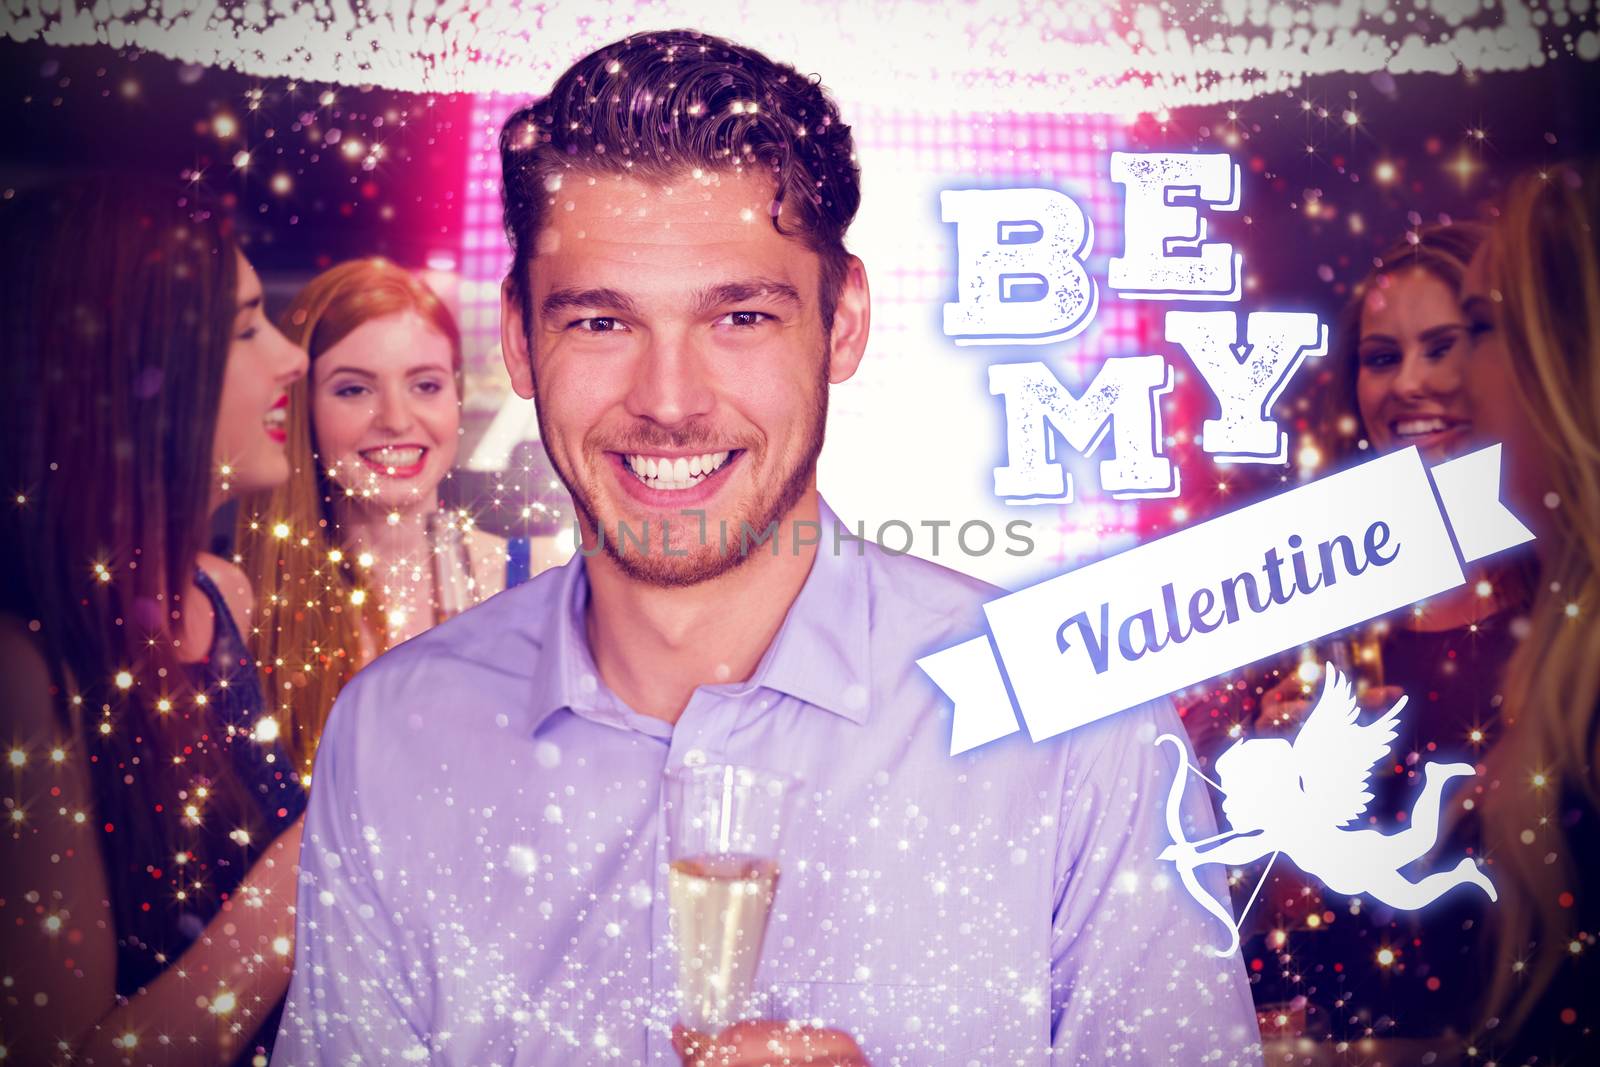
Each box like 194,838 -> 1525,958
920,444 -> 1536,755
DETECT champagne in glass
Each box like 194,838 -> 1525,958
426,509 -> 475,624
1322,626 -> 1385,697
667,854 -> 780,1029
663,763 -> 796,1034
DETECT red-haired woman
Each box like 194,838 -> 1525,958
236,259 -> 556,781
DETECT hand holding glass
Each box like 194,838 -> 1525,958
663,763 -> 796,1035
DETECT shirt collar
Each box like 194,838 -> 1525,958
525,546 -> 632,735
526,495 -> 873,731
736,495 -> 872,724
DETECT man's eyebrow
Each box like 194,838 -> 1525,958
539,287 -> 639,319
693,279 -> 801,316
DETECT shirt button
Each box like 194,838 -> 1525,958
683,749 -> 707,767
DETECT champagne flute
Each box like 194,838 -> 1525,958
426,509 -> 475,624
662,763 -> 797,1036
1267,629 -> 1386,736
1288,625 -> 1384,697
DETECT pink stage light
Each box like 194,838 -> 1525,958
457,96 -> 1203,570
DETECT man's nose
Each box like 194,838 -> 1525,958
623,333 -> 715,426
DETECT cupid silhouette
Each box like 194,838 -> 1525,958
1157,664 -> 1497,958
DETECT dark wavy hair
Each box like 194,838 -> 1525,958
499,29 -> 861,331
0,177 -> 256,974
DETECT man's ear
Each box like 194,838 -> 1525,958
827,255 -> 871,385
501,277 -> 536,400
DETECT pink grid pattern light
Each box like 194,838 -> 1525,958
458,93 -> 522,381
845,106 -> 1183,567
853,107 -> 1151,356
457,98 -> 1193,568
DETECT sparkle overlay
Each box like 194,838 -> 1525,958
2,10 -> 1596,1065
4,0 -> 1596,112
272,500 -> 1263,1064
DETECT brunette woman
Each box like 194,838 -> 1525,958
1242,224 -> 1549,1059
1,179 -> 307,1064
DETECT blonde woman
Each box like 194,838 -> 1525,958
1456,160 -> 1599,1063
237,260 -> 510,777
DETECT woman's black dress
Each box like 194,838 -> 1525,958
88,569 -> 306,1065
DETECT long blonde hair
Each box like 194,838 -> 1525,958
235,259 -> 463,774
1478,161 -> 1600,1037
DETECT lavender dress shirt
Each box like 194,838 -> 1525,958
274,499 -> 1260,1066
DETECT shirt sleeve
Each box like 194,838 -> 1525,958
272,681 -> 437,1066
1048,698 -> 1262,1066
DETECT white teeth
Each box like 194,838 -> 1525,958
1395,418 -> 1450,436
362,446 -> 425,467
263,408 -> 287,427
622,450 -> 734,491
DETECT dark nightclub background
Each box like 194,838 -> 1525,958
3,12 -> 1600,1062
4,35 -> 1595,552
3,40 -> 1587,534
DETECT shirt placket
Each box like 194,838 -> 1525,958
646,688 -> 741,1064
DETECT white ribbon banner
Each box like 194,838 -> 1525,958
920,445 -> 1536,755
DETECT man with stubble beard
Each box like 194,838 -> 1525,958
274,29 -> 1260,1067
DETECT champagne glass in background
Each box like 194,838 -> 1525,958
1290,624 -> 1386,699
663,763 -> 797,1036
1346,624 -> 1386,692
427,508 -> 475,624
1263,627 -> 1388,736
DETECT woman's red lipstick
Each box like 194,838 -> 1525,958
264,394 -> 289,444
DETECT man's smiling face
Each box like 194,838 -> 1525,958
503,167 -> 867,586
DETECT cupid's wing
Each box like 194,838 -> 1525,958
1291,664 -> 1405,827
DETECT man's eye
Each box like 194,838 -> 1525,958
571,317 -> 624,333
716,311 -> 772,328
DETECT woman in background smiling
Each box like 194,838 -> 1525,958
1,178 -> 308,1065
1323,222 -> 1530,642
1245,222 -> 1544,1060
237,259 -> 508,781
